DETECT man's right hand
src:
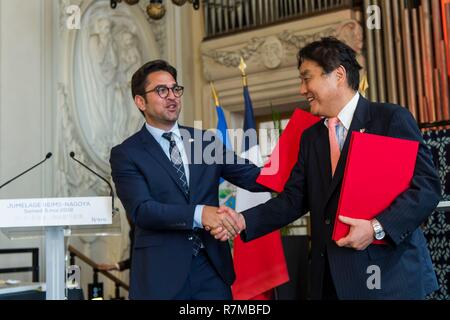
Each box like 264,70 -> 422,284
209,206 -> 246,241
202,205 -> 242,240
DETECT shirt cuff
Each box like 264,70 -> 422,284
193,205 -> 204,229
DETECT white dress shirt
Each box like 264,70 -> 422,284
145,122 -> 204,229
324,92 -> 360,150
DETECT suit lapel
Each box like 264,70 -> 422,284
323,97 -> 372,212
139,125 -> 189,200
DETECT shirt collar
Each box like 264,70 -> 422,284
324,92 -> 360,130
145,122 -> 181,143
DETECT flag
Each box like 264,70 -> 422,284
232,61 -> 289,300
214,98 -> 231,150
211,82 -> 236,208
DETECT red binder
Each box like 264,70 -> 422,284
332,132 -> 419,244
257,108 -> 320,192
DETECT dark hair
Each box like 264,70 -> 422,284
131,59 -> 178,99
297,37 -> 362,91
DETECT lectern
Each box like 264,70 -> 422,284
0,196 -> 112,300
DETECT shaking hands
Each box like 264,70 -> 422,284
201,205 -> 246,241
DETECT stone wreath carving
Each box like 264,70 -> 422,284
202,20 -> 363,70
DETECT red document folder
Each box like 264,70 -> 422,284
257,108 -> 320,192
332,132 -> 419,244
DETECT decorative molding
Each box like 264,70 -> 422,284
55,82 -> 106,197
54,0 -> 159,199
147,19 -> 166,58
202,37 -> 266,69
199,10 -> 364,129
277,26 -> 336,50
202,20 -> 364,75
260,36 -> 285,70
137,0 -> 166,57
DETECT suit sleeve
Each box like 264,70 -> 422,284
110,146 -> 196,231
118,258 -> 131,271
240,134 -> 310,242
376,107 -> 442,246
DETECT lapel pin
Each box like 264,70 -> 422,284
360,128 -> 366,133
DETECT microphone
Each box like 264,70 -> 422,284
69,152 -> 116,215
0,152 -> 52,189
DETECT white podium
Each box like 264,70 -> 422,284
0,196 -> 112,300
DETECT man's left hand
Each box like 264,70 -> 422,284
335,216 -> 374,251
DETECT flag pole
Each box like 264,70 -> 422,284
239,57 -> 248,87
210,81 -> 220,107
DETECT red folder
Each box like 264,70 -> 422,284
257,109 -> 320,192
332,132 -> 419,244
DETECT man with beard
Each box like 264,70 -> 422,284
110,60 -> 265,299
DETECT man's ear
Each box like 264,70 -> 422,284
135,95 -> 146,112
335,65 -> 347,85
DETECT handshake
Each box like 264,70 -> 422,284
201,205 -> 246,241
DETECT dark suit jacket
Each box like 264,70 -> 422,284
242,97 -> 441,299
110,125 -> 265,299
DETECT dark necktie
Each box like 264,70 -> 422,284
162,132 -> 202,256
162,132 -> 189,196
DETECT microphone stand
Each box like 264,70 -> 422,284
0,152 -> 67,300
69,152 -> 117,215
0,152 -> 52,189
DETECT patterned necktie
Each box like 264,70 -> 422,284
328,117 -> 341,177
162,132 -> 202,256
162,132 -> 189,196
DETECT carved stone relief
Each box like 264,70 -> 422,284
56,0 -> 160,187
201,19 -> 365,81
75,7 -> 144,164
199,11 -> 365,132
261,36 -> 284,69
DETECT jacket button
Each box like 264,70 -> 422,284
325,219 -> 330,225
188,236 -> 193,241
320,252 -> 324,257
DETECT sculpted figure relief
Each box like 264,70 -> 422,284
75,7 -> 144,167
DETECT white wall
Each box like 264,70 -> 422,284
0,0 -> 54,283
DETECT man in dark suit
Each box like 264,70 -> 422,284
214,37 -> 441,299
110,60 -> 264,300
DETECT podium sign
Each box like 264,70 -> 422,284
0,196 -> 112,300
0,197 -> 112,228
